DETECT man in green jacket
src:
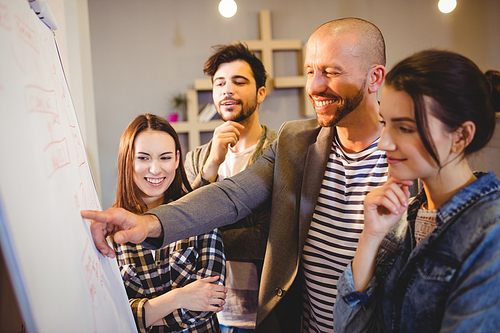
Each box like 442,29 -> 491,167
185,42 -> 277,333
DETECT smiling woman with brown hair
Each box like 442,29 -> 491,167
113,113 -> 227,333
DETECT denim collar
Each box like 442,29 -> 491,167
408,172 -> 499,228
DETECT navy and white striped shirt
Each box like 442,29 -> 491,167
302,135 -> 387,332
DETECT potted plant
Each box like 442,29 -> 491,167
169,93 -> 187,122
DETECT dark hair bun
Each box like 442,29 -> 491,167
485,70 -> 500,113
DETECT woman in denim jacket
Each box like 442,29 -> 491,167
334,50 -> 500,332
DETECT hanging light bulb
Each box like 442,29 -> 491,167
438,0 -> 457,13
219,0 -> 237,18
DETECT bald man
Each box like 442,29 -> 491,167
84,18 -> 388,333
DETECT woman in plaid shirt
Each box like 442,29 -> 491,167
113,114 -> 226,332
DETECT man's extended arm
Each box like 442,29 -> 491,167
147,147 -> 275,248
83,140 -> 277,256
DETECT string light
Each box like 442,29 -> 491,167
219,0 -> 237,18
438,0 -> 457,13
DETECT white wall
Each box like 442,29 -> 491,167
87,0 -> 500,209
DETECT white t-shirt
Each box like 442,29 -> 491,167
217,144 -> 255,181
217,143 -> 259,329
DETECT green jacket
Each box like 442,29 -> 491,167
184,125 -> 277,262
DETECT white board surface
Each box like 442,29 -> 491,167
0,1 -> 137,332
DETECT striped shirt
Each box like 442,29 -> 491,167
302,135 -> 387,332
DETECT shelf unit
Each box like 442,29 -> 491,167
171,88 -> 223,151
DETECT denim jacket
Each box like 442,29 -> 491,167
334,172 -> 500,333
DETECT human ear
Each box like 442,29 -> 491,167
175,150 -> 180,169
257,86 -> 266,104
367,65 -> 386,94
451,121 -> 476,154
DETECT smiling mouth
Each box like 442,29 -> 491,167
314,99 -> 338,108
146,177 -> 165,185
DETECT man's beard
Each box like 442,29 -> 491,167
217,96 -> 258,124
315,79 -> 366,127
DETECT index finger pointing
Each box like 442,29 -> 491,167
81,210 -> 110,223
88,220 -> 116,258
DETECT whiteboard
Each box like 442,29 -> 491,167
0,1 -> 137,332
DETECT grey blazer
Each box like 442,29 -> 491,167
147,118 -> 333,332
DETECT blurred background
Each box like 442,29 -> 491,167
47,0 -> 500,209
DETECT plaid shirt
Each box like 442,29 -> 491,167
115,228 -> 226,333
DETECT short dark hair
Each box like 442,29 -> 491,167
385,49 -> 498,167
203,42 -> 267,89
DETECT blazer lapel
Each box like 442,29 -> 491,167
298,126 -> 334,255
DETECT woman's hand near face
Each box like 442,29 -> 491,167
352,178 -> 413,292
363,177 -> 413,241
